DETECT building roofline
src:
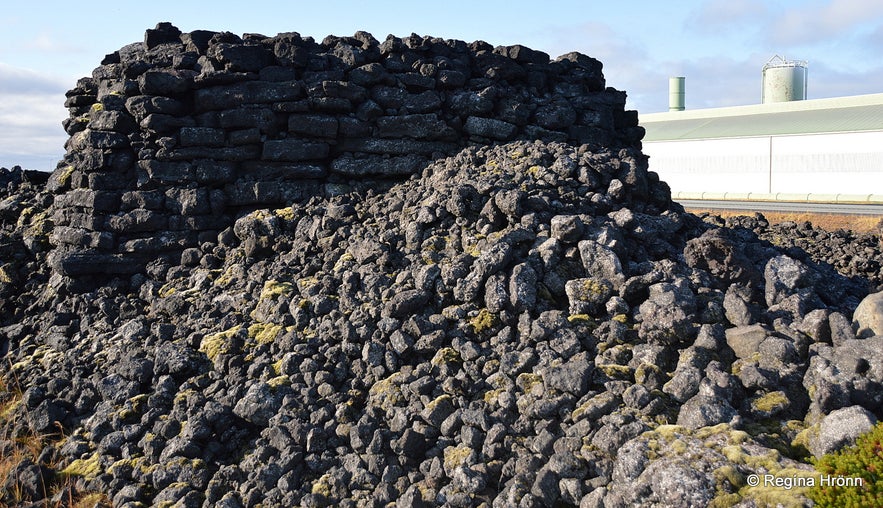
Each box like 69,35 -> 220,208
640,92 -> 883,123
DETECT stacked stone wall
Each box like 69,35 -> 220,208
47,22 -> 644,276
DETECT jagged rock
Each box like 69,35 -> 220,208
233,382 -> 283,427
809,405 -> 878,458
804,336 -> 883,422
724,324 -> 769,360
607,425 -> 816,507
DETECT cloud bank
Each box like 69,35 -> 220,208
0,63 -> 68,170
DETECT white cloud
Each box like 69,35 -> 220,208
28,33 -> 60,51
22,31 -> 86,54
679,55 -> 765,108
772,0 -> 883,45
687,0 -> 771,33
533,21 -> 665,110
0,62 -> 68,94
802,60 -> 883,99
0,64 -> 68,170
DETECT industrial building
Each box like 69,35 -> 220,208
640,57 -> 883,203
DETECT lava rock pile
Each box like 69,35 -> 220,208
2,24 -> 883,508
2,140 -> 883,507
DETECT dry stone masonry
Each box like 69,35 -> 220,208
48,22 -> 642,277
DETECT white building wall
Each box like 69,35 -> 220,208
644,131 -> 883,198
770,132 -> 883,194
644,138 -> 770,194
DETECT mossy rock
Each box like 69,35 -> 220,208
248,322 -> 283,345
368,372 -> 406,411
469,308 -> 498,334
751,391 -> 790,417
199,325 -> 243,362
267,375 -> 291,389
54,165 -> 76,188
259,279 -> 294,301
515,372 -> 543,394
274,206 -> 296,221
431,347 -> 462,366
60,452 -> 102,480
443,444 -> 475,472
0,264 -> 17,285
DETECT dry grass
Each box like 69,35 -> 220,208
686,208 -> 883,234
0,362 -> 110,508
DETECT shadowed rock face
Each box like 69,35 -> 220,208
46,22 -> 643,278
2,24 -> 883,508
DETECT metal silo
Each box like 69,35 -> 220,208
762,55 -> 807,103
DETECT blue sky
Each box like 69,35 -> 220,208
3,0 -> 883,170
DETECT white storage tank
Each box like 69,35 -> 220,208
762,55 -> 807,104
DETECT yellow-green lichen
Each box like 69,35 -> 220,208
670,438 -> 688,454
248,322 -> 283,345
214,261 -> 244,287
752,391 -> 789,414
109,456 -> 157,477
267,375 -> 291,389
311,473 -> 334,497
516,373 -> 543,394
297,276 -> 320,292
18,207 -> 52,241
0,264 -> 14,284
469,308 -> 498,334
792,424 -> 818,455
157,283 -> 177,298
634,363 -> 663,385
571,391 -> 618,421
596,363 -> 634,380
739,467 -> 820,508
708,464 -> 745,508
612,313 -> 629,324
368,372 -> 405,410
425,394 -> 452,412
649,424 -> 687,440
173,389 -> 196,405
60,452 -> 101,480
483,388 -> 506,405
199,325 -> 242,361
259,280 -> 294,301
431,347 -> 462,366
55,165 -> 76,188
333,252 -> 355,272
443,445 -> 475,471
118,394 -> 149,421
274,206 -> 296,221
